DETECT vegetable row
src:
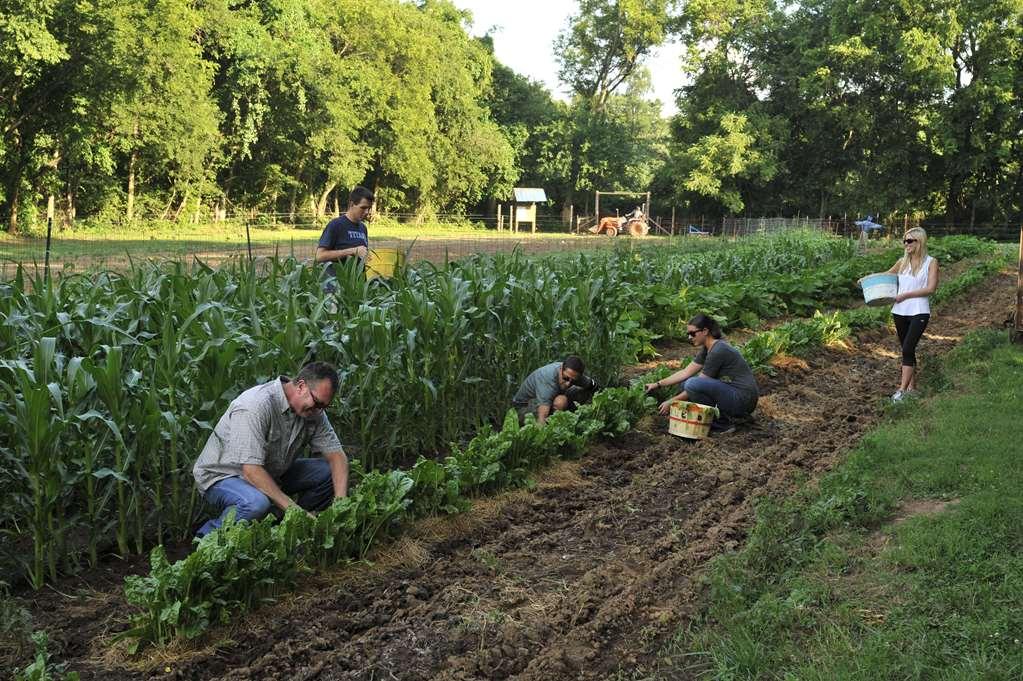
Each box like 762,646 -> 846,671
0,233 -> 993,589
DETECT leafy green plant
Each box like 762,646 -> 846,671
120,383 -> 655,650
408,456 -> 469,519
11,631 -> 79,681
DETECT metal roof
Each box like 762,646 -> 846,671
513,188 -> 547,203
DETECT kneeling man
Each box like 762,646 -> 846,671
192,361 -> 349,537
512,355 -> 596,425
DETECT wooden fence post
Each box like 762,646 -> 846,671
1014,224 -> 1023,343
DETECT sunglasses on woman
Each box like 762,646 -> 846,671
903,238 -> 917,244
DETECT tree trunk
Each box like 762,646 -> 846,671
317,181 -> 337,219
126,149 -> 138,223
945,177 -> 960,227
64,190 -> 76,228
561,189 -> 575,224
172,188 -> 189,222
562,126 -> 584,223
160,192 -> 176,221
5,132 -> 24,233
7,180 -> 20,233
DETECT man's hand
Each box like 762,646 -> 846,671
352,245 -> 368,259
658,398 -> 676,415
242,463 -> 295,512
644,381 -> 660,393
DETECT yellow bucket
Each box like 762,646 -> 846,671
668,401 -> 716,439
365,247 -> 405,280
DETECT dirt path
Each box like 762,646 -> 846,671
10,270 -> 1016,681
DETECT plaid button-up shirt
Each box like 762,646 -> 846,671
193,377 -> 344,493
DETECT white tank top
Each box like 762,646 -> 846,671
891,255 -> 933,316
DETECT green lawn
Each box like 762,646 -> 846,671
666,330 -> 1023,680
0,218 -> 646,269
0,219 -> 718,275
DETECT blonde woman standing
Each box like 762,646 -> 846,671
886,227 -> 939,401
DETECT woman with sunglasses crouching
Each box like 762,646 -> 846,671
644,314 -> 759,434
884,227 -> 939,402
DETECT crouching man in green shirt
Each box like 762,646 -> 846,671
192,362 -> 349,538
512,355 -> 597,425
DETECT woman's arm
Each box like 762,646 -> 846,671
645,361 -> 702,393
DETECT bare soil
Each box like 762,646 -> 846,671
5,270 -> 1015,681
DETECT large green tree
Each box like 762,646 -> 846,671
667,0 -> 1023,222
554,0 -> 671,219
0,0 -> 520,229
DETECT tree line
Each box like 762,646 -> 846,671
2,0 -> 1021,232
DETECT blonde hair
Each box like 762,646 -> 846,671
898,227 -> 928,275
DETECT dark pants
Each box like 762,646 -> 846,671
196,458 -> 334,538
683,375 -> 757,428
892,313 -> 930,366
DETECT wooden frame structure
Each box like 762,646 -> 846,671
594,190 -> 650,221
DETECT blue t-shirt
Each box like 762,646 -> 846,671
318,215 -> 368,280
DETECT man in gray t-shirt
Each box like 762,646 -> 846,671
512,355 -> 595,425
192,362 -> 349,538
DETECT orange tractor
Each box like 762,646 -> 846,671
584,190 -> 652,237
589,213 -> 649,236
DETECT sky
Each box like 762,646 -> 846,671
451,0 -> 684,117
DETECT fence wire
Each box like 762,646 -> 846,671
1,213 -> 1018,281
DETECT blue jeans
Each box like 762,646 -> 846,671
683,375 -> 756,426
196,458 -> 334,538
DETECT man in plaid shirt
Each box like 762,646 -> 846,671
192,362 -> 349,538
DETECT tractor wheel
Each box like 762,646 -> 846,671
627,220 -> 648,236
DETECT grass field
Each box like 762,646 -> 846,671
665,329 -> 1023,680
0,218 -> 659,273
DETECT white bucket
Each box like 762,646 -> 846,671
861,273 -> 898,307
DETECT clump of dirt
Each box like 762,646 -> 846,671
891,498 -> 961,526
8,270 -> 1014,681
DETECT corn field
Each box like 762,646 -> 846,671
0,232 -> 989,590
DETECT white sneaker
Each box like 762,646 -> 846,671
891,390 -> 904,402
